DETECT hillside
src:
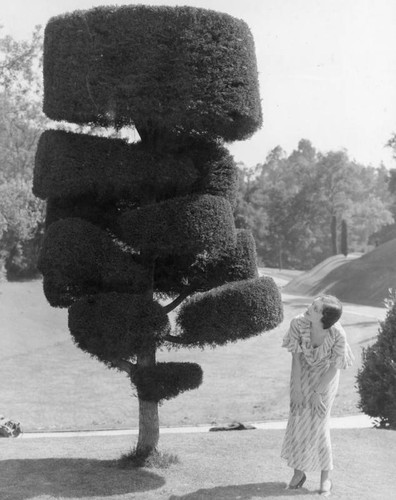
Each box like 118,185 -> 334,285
284,242 -> 396,307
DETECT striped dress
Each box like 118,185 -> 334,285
281,314 -> 354,471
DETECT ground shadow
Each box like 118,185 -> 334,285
0,458 -> 165,499
169,482 -> 315,499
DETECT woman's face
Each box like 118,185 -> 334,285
305,297 -> 323,322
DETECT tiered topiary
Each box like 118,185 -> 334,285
357,296 -> 396,428
35,5 -> 283,459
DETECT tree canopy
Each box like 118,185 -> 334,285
235,139 -> 393,269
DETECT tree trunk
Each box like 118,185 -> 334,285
341,219 -> 348,257
331,215 -> 337,255
136,397 -> 159,456
278,241 -> 283,271
136,349 -> 159,457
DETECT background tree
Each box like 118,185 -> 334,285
35,5 -> 283,461
236,143 -> 393,269
0,26 -> 47,279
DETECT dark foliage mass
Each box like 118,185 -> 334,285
357,301 -> 396,428
44,195 -> 119,231
154,229 -> 259,296
38,218 -> 149,307
43,5 -> 261,140
133,362 -> 203,402
69,293 -> 170,363
187,139 -> 240,208
119,194 -> 236,256
176,276 -> 283,347
34,129 -> 198,202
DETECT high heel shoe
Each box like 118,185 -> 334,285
320,478 -> 332,496
287,472 -> 306,489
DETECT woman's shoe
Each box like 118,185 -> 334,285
287,472 -> 306,489
320,479 -> 332,496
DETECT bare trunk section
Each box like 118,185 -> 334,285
136,349 -> 159,456
137,398 -> 160,456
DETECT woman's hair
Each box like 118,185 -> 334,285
319,295 -> 342,329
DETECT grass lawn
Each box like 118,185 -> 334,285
1,428 -> 395,500
0,279 -> 385,431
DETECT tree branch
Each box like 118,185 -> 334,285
163,334 -> 189,345
163,286 -> 195,314
110,358 -> 136,376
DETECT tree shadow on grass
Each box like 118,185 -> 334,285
169,482 -> 315,499
0,458 -> 165,499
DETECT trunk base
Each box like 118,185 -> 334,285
119,447 -> 179,469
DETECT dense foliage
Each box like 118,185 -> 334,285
133,362 -> 203,402
357,296 -> 396,428
235,140 -> 393,269
176,276 -> 282,347
69,293 -> 171,363
119,194 -> 236,256
43,5 -> 261,140
38,218 -> 149,306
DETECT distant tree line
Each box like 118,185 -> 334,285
235,139 -> 394,270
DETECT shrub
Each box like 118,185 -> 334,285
357,297 -> 396,428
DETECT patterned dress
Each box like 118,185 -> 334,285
281,314 -> 354,471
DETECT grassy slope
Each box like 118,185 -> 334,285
1,280 -> 384,432
1,428 -> 395,500
285,243 -> 396,307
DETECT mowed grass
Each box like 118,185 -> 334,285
1,428 -> 395,500
0,279 -> 385,432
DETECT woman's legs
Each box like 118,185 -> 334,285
320,470 -> 332,495
287,468 -> 306,488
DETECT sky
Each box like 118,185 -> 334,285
1,0 -> 396,168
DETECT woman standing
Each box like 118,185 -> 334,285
281,295 -> 354,496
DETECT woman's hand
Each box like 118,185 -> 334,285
310,392 -> 327,417
290,389 -> 305,415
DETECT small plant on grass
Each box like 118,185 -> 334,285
356,290 -> 396,428
119,448 -> 180,470
34,5 -> 283,462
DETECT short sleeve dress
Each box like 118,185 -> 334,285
281,314 -> 354,471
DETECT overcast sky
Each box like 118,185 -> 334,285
2,0 -> 396,168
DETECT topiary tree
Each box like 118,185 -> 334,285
34,5 -> 283,459
357,295 -> 396,428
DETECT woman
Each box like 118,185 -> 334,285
281,295 -> 354,496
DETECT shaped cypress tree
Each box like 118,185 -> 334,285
34,5 -> 283,459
